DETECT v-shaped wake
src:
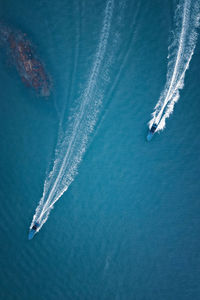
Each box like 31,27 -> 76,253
147,0 -> 200,140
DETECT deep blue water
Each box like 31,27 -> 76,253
0,0 -> 200,299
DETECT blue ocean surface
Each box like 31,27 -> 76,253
0,0 -> 200,299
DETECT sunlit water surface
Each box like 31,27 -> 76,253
0,0 -> 200,299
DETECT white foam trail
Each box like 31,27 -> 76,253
30,0 -> 116,230
149,0 -> 200,131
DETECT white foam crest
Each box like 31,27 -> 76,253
149,0 -> 200,131
31,0 -> 115,231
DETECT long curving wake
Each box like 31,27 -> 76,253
29,0 -> 121,234
148,0 -> 200,132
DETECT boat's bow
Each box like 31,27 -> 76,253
147,123 -> 158,141
28,222 -> 39,240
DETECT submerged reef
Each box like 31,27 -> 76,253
0,22 -> 51,97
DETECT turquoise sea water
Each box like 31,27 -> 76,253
0,0 -> 200,299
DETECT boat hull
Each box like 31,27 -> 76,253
147,131 -> 154,141
28,229 -> 36,240
28,222 -> 39,240
147,123 -> 157,141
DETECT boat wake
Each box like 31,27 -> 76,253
149,0 -> 200,132
30,0 -> 125,234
